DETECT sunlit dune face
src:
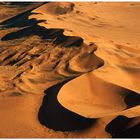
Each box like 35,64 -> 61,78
0,2 -> 140,138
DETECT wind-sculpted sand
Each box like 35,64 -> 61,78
0,2 -> 139,138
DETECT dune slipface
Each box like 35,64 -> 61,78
58,74 -> 140,118
0,2 -> 140,138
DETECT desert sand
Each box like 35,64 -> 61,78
0,2 -> 140,138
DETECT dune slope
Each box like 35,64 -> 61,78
0,2 -> 140,138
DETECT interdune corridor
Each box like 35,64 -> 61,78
0,2 -> 140,138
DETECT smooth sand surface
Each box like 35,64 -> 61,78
0,2 -> 140,138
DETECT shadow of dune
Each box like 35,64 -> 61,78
2,3 -> 139,136
114,123 -> 140,138
125,91 -> 140,108
105,115 -> 140,138
1,25 -> 52,41
0,2 -> 37,7
0,2 -> 45,29
115,86 -> 140,109
1,24 -> 83,48
105,116 -> 132,135
1,8 -> 84,48
38,80 -> 95,131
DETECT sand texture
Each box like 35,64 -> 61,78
0,2 -> 140,138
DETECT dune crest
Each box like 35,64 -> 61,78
35,2 -> 74,16
0,2 -> 140,138
58,73 -> 140,118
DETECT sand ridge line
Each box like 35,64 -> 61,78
0,2 -> 139,138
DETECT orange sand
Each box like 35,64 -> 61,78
0,2 -> 139,138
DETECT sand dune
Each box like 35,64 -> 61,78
0,2 -> 140,138
58,74 -> 140,118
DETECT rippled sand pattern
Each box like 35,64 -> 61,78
0,2 -> 140,138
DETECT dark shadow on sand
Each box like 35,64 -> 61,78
0,5 -> 84,48
1,3 -> 139,134
0,2 -> 45,29
38,80 -> 95,131
124,90 -> 140,108
105,115 -> 140,138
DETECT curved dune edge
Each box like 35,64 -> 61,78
0,2 -> 105,133
0,2 -> 140,138
105,115 -> 140,138
0,4 -> 102,95
32,2 -> 140,93
58,73 -> 140,118
34,2 -> 74,16
38,80 -> 95,132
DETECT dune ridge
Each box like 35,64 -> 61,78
0,2 -> 140,138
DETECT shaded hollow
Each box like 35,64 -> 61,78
1,7 -> 84,49
105,115 -> 140,138
0,2 -> 45,28
113,123 -> 140,138
124,90 -> 140,108
38,80 -> 95,131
